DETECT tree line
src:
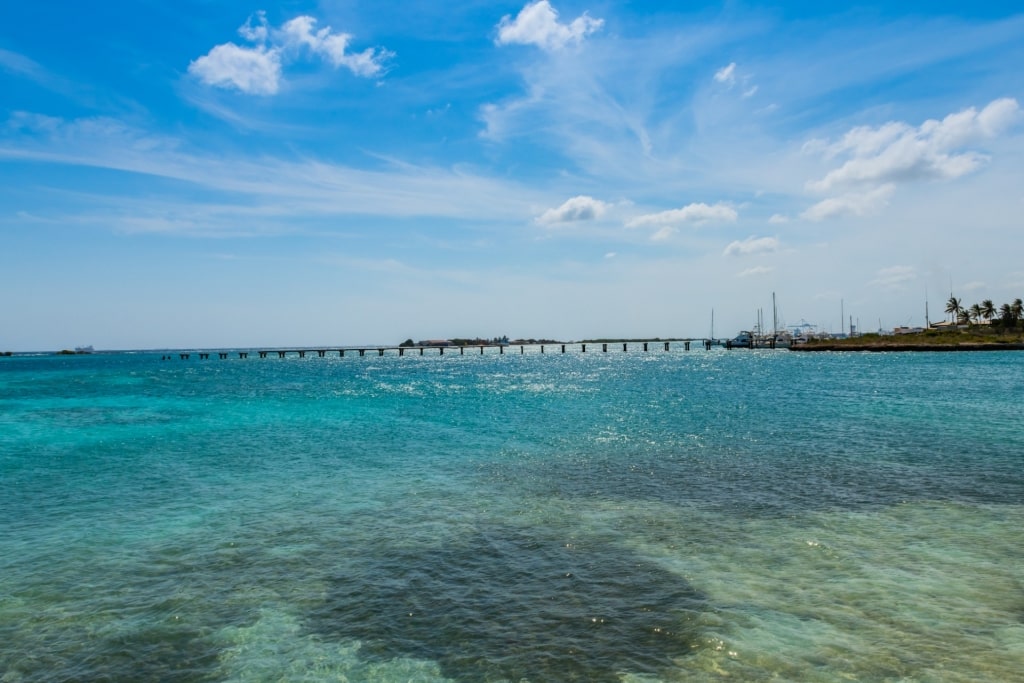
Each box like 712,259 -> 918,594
945,296 -> 1024,328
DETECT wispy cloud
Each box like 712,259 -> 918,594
536,195 -> 611,225
626,202 -> 738,230
723,235 -> 779,257
0,113 -> 548,228
713,61 -> 758,99
189,11 -> 393,95
713,62 -> 736,85
869,265 -> 916,289
737,266 -> 773,277
496,1 -> 604,51
800,184 -> 894,221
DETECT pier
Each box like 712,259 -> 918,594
167,339 -> 732,360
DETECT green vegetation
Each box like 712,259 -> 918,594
800,327 -> 1024,349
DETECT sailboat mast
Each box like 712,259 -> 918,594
772,292 -> 778,338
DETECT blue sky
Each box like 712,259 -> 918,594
2,1 -> 1023,350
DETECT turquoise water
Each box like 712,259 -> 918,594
1,348 -> 1022,682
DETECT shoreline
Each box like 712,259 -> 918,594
792,343 -> 1024,352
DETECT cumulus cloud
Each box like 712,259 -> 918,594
869,265 -> 916,289
189,11 -> 392,95
626,202 -> 738,230
496,1 -> 603,51
189,44 -> 282,95
536,195 -> 610,224
806,98 -> 1021,192
723,235 -> 779,257
768,213 -> 789,224
279,16 -> 391,76
800,185 -> 894,221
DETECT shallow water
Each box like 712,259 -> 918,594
1,349 -> 1022,681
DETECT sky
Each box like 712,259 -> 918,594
2,1 -> 1023,350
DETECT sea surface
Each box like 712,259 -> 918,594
1,347 -> 1022,682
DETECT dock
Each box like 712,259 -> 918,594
165,339 -> 724,360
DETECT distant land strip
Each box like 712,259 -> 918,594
792,343 -> 1024,352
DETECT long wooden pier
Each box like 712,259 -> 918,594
165,339 -> 723,360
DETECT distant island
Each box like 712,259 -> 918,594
793,329 -> 1024,352
794,296 -> 1023,351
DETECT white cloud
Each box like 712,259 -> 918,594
496,1 -> 604,51
801,184 -> 894,221
768,213 -> 789,224
278,16 -> 392,77
737,266 -> 773,277
626,202 -> 738,229
650,226 -> 676,242
806,98 -> 1021,192
536,195 -> 610,224
189,12 -> 391,95
869,265 -> 916,289
188,43 -> 282,95
604,252 -> 616,259
723,235 -> 779,257
239,10 -> 270,43
714,62 -> 736,84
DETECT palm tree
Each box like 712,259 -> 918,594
1012,298 -> 1023,325
945,296 -> 963,324
969,303 -> 983,325
981,299 -> 996,323
1000,302 -> 1015,327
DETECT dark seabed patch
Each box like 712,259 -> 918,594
308,524 -> 704,682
